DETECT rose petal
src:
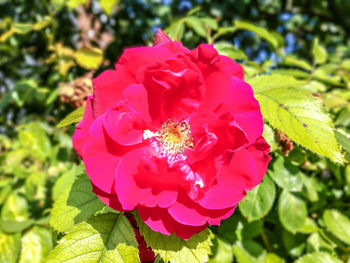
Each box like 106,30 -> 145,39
168,191 -> 235,226
153,29 -> 172,46
103,106 -> 144,146
72,96 -> 94,157
82,115 -> 121,193
115,148 -> 179,210
92,69 -> 134,117
138,206 -> 207,240
198,147 -> 261,210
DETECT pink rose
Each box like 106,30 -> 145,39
73,30 -> 271,240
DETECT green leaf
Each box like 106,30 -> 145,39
307,233 -> 335,254
66,0 -> 87,9
201,17 -> 218,30
312,38 -> 327,65
100,0 -> 120,16
234,21 -> 279,49
0,219 -> 35,234
0,232 -> 21,263
269,156 -> 304,192
302,177 -> 319,202
18,122 -> 51,161
265,253 -> 286,263
47,213 -> 139,262
12,23 -> 33,34
233,240 -> 266,263
278,190 -> 307,233
335,129 -> 350,154
214,42 -> 247,60
32,17 -> 51,30
50,169 -> 105,232
209,238 -> 233,263
282,230 -> 305,257
57,104 -> 85,128
239,175 -> 275,222
296,218 -> 319,234
323,209 -> 350,245
283,56 -> 313,71
248,74 -> 344,164
185,16 -> 207,37
1,192 -> 29,221
74,46 -> 103,69
165,20 -> 185,41
135,213 -> 213,263
19,226 -> 53,263
294,252 -> 342,263
262,124 -> 278,152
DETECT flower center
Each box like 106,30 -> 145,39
143,119 -> 194,157
160,119 -> 194,154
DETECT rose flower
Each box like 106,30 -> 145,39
73,30 -> 271,240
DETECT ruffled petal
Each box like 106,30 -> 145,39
115,42 -> 189,83
82,116 -> 120,193
138,206 -> 207,240
245,136 -> 271,187
153,29 -> 171,46
103,106 -> 144,146
216,76 -> 264,142
92,69 -> 134,117
198,147 -> 260,210
168,191 -> 235,226
72,96 -> 94,157
115,148 -> 179,210
218,55 -> 244,80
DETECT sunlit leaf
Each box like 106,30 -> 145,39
323,209 -> 350,245
74,46 -> 103,69
185,16 -> 207,37
312,38 -> 327,65
165,20 -> 185,41
57,104 -> 85,128
214,42 -> 247,60
0,232 -> 21,263
248,74 -> 344,164
234,21 -> 279,49
1,193 -> 29,221
269,156 -> 304,192
19,226 -> 53,263
233,240 -> 266,263
278,190 -> 307,234
46,213 -> 139,262
209,238 -> 233,263
50,168 -> 105,232
239,175 -> 275,222
283,56 -> 313,71
100,0 -> 120,16
294,252 -> 342,263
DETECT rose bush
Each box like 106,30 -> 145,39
73,30 -> 271,239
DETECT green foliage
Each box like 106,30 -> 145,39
239,175 -> 275,222
248,75 -> 344,164
323,210 -> 350,245
135,212 -> 214,263
278,190 -> 307,234
56,105 -> 85,128
46,213 -> 140,262
50,167 -> 105,232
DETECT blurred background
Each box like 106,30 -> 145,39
0,0 -> 350,262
